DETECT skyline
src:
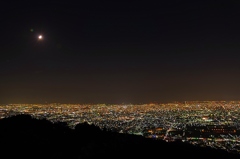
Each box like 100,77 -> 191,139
1,0 -> 240,104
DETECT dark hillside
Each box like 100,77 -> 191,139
0,114 -> 239,159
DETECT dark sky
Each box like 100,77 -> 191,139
1,0 -> 240,104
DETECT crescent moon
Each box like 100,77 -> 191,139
38,35 -> 43,40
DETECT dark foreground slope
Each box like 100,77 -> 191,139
0,114 -> 239,159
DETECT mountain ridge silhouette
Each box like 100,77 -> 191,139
0,114 -> 239,159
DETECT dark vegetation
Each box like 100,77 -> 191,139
0,114 -> 240,159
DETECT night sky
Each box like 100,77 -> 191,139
1,0 -> 240,104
